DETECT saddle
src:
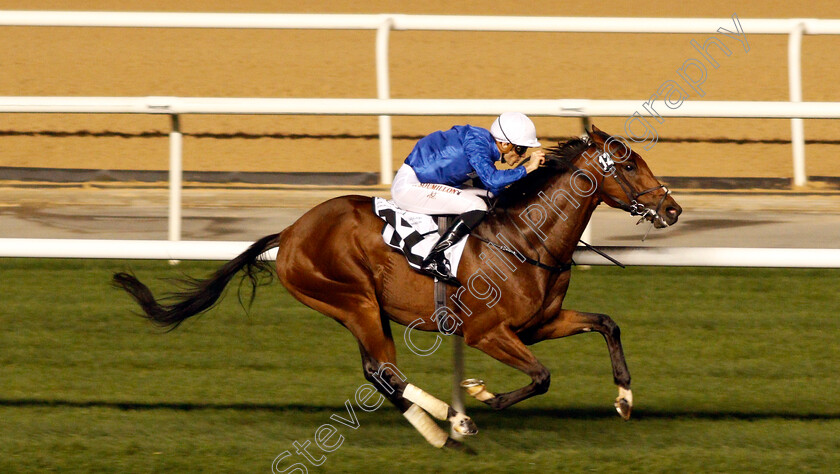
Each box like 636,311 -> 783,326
372,198 -> 469,278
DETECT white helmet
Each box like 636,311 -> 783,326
490,112 -> 541,148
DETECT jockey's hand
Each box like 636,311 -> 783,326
525,150 -> 546,174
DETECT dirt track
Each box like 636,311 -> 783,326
1,0 -> 839,179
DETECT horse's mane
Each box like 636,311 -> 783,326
495,135 -> 592,208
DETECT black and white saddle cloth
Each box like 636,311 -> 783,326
372,197 -> 468,277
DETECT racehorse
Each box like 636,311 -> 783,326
114,125 -> 682,450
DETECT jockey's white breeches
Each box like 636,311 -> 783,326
391,164 -> 489,215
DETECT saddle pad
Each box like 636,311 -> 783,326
372,197 -> 468,278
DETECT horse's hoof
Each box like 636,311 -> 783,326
444,437 -> 477,455
615,397 -> 632,420
461,378 -> 494,402
615,387 -> 633,421
451,413 -> 479,436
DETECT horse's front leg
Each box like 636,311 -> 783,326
463,326 -> 551,410
520,308 -> 633,420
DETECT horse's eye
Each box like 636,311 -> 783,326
624,164 -> 636,172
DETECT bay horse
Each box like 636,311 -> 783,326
114,125 -> 682,450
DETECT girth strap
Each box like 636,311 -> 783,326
434,216 -> 449,309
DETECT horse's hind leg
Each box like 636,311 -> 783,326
280,276 -> 462,448
357,343 -> 472,450
355,321 -> 476,450
522,309 -> 632,420
311,299 -> 473,449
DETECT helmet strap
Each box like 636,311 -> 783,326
497,115 -> 514,145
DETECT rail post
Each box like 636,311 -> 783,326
376,16 -> 394,185
788,22 -> 807,187
169,114 -> 183,246
580,116 -> 593,250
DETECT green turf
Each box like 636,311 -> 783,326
1,259 -> 838,473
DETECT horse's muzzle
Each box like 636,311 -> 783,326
656,200 -> 682,228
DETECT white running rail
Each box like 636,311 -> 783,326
3,238 -> 840,268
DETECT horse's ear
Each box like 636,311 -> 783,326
588,124 -> 605,143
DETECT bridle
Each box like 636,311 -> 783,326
588,143 -> 671,229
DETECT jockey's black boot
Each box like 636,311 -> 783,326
421,210 -> 487,286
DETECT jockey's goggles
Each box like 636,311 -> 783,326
513,144 -> 528,156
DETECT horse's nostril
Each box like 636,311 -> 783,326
666,207 -> 679,217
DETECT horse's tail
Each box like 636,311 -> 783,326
113,232 -> 282,330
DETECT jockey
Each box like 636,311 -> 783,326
391,112 -> 546,285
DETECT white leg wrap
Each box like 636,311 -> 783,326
403,404 -> 448,448
618,387 -> 633,406
464,383 -> 495,402
403,384 -> 450,421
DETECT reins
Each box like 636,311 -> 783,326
471,232 -> 573,273
480,192 -> 574,273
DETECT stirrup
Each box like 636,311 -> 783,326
431,272 -> 462,287
421,255 -> 461,286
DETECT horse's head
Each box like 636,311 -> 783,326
498,126 -> 682,234
586,125 -> 682,228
